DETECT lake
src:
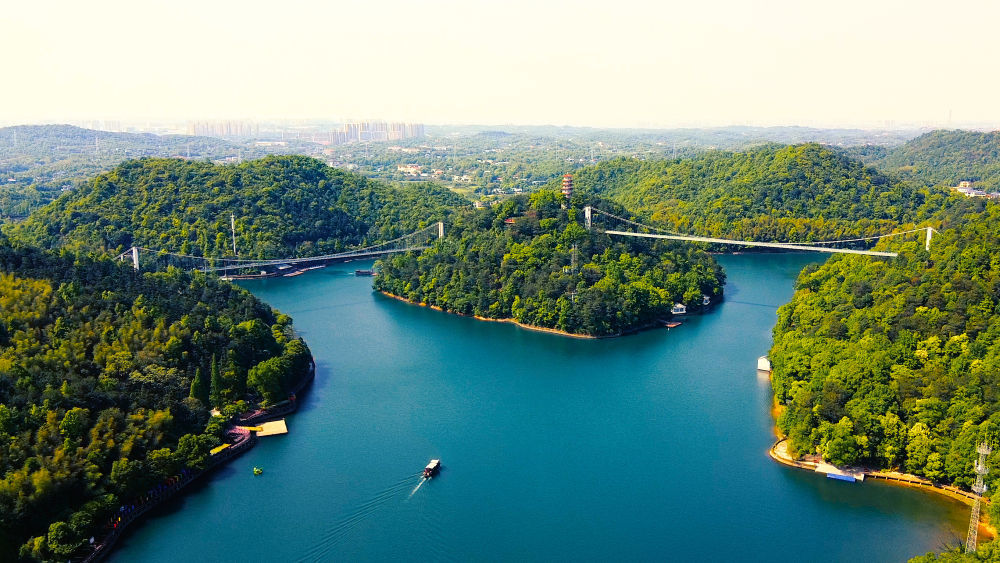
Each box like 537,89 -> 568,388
111,253 -> 969,562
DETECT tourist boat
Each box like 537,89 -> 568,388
423,459 -> 441,479
757,356 -> 772,373
355,269 -> 375,276
253,467 -> 263,476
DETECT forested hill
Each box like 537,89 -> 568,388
6,155 -> 466,259
861,129 -> 1000,191
374,191 -> 725,337
571,143 -> 957,243
769,203 -> 1000,517
0,240 -> 312,560
0,125 -> 258,219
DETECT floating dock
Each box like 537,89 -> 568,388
256,419 -> 288,437
814,462 -> 865,482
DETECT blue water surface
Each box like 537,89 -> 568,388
111,254 -> 968,562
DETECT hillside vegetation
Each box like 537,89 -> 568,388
6,155 -> 466,259
375,191 -> 724,337
572,143 -> 959,243
0,125 -> 257,219
866,130 -> 1000,191
770,204 -> 1000,508
0,240 -> 311,560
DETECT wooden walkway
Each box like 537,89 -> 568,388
769,439 -> 989,508
80,361 -> 315,562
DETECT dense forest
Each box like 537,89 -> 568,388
0,125 -> 260,220
374,190 -> 724,337
0,240 -> 311,560
6,155 -> 466,259
858,130 -> 1000,191
570,143 -> 964,243
769,204 -> 1000,520
911,543 -> 1000,562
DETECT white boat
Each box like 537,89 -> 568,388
757,356 -> 772,372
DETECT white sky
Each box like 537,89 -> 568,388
3,0 -> 999,128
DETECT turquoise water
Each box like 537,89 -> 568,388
112,254 -> 969,562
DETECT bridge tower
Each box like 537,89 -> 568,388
230,213 -> 238,256
966,442 -> 991,553
584,206 -> 592,230
925,226 -> 934,252
131,246 -> 139,271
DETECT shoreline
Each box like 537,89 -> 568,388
378,291 -> 599,338
80,358 -> 316,562
768,438 -> 997,540
378,290 -> 694,339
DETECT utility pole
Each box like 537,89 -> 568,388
966,442 -> 991,553
230,213 -> 238,256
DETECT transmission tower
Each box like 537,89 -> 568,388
966,442 -> 991,553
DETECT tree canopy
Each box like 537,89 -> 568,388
770,204 -> 1000,504
6,155 -> 466,260
0,240 -> 311,560
570,143 -> 963,244
862,130 -> 1000,191
374,191 -> 724,337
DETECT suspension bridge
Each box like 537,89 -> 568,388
116,204 -> 936,278
583,206 -> 937,257
116,221 -> 444,278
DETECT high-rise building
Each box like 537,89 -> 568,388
330,121 -> 424,145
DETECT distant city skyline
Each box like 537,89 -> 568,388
4,0 -> 1000,130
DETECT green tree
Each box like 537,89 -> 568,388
189,367 -> 209,405
209,354 -> 222,408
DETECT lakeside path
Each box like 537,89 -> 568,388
80,360 -> 316,562
769,438 -> 996,540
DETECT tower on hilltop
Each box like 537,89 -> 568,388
561,174 -> 573,199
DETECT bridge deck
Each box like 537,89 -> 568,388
203,246 -> 431,272
604,230 -> 898,257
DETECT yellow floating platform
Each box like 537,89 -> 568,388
237,426 -> 263,432
256,419 -> 288,437
210,444 -> 231,455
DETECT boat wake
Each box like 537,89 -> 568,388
407,477 -> 428,499
298,473 -> 420,562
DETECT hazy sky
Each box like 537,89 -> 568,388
3,0 -> 999,128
